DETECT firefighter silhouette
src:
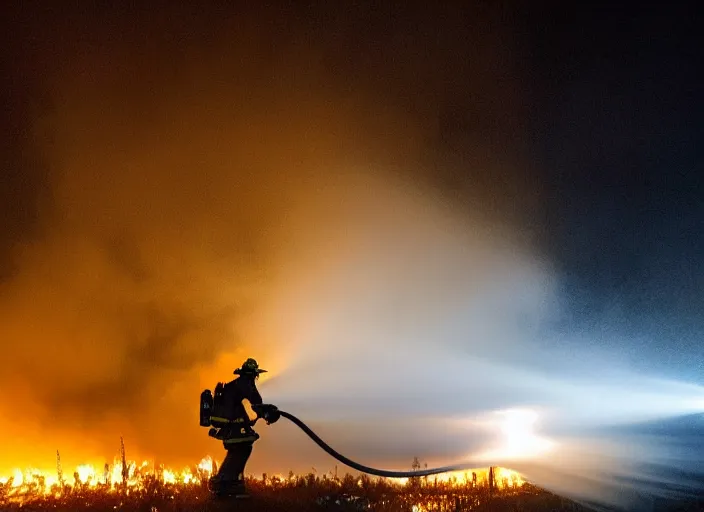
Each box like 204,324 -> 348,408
204,358 -> 267,498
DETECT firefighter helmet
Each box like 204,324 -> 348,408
234,358 -> 267,375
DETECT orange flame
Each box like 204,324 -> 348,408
0,457 -> 524,504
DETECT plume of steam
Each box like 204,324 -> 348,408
255,171 -> 704,510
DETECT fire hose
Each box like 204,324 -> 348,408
258,405 -> 476,478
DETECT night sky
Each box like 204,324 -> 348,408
527,4 -> 702,378
1,0 -> 702,492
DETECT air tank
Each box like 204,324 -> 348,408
200,389 -> 213,427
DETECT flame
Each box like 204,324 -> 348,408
76,464 -> 97,486
0,457 -> 524,504
395,467 -> 524,489
197,456 -> 213,473
0,455 -> 217,500
162,469 -> 177,484
12,469 -> 23,488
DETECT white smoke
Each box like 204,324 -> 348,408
253,171 -> 704,510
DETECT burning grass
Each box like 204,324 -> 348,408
4,456 -> 701,511
0,455 -> 576,511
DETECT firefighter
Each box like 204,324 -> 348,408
207,358 -> 267,498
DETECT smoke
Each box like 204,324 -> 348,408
1,3 -> 703,510
256,173 -> 704,509
1,1 -> 525,469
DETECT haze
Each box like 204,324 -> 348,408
2,4 -> 702,510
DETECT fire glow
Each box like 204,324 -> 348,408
478,409 -> 555,461
0,456 -> 524,504
0,456 -> 215,496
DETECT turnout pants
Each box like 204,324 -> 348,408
211,438 -> 256,496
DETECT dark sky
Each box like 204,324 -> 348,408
1,0 -> 702,479
523,4 -> 703,378
5,3 -> 700,329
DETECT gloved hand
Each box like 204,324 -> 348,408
263,405 -> 280,425
252,404 -> 281,425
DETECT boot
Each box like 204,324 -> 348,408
209,476 -> 248,499
231,480 -> 249,499
230,472 -> 249,498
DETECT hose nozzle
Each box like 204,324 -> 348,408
252,404 -> 281,425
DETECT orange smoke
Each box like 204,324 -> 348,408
1,3 -> 537,476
